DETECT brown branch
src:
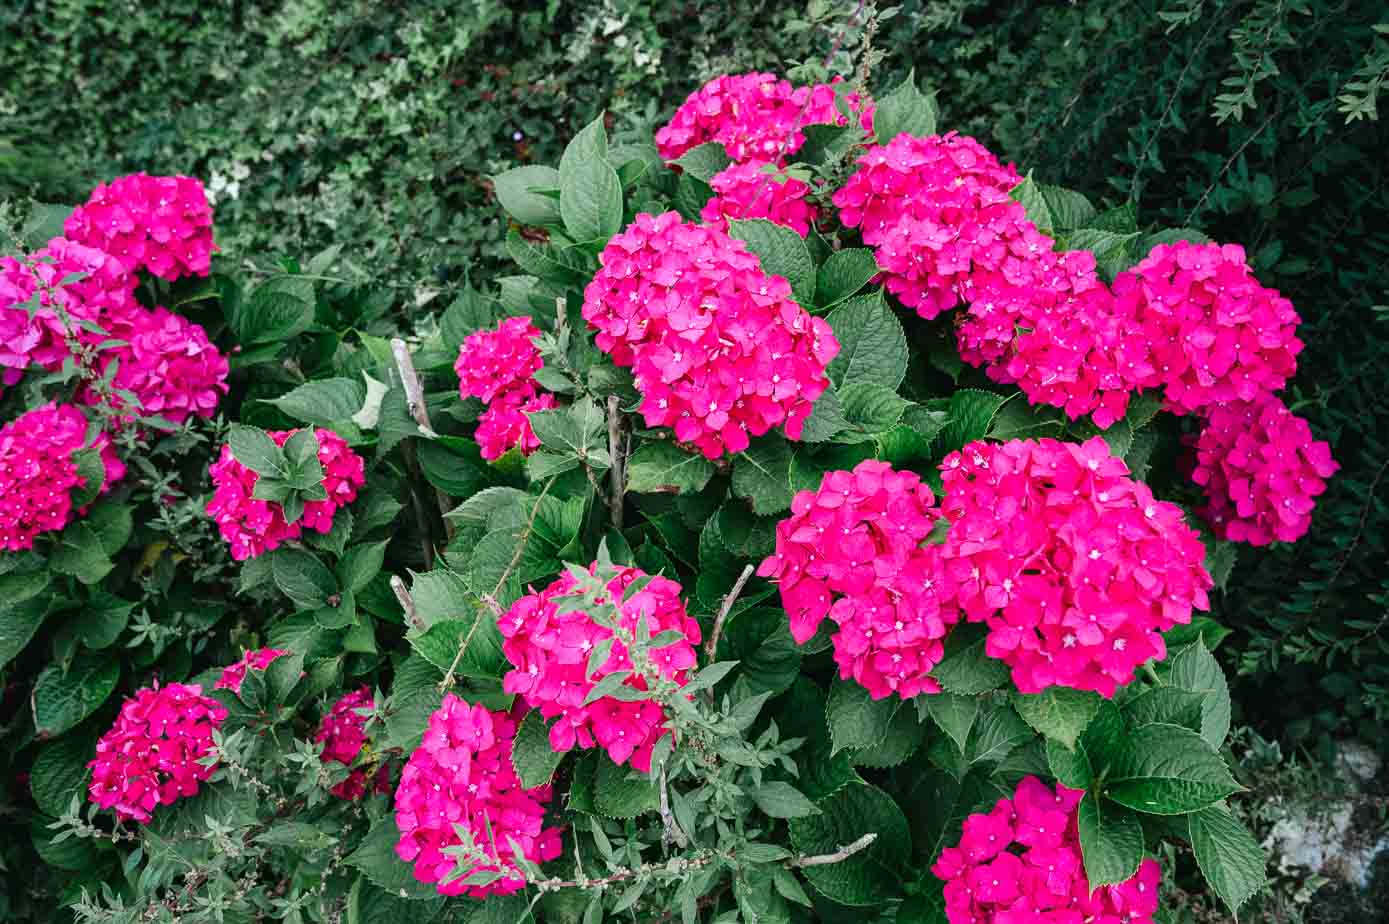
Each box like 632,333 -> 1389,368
607,395 -> 625,532
789,833 -> 877,867
705,564 -> 755,662
392,337 -> 455,539
389,575 -> 423,631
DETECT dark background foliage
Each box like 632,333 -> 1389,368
3,0 -> 1385,790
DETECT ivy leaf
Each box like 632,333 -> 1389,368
1188,805 -> 1268,914
672,142 -> 731,182
872,69 -> 938,142
511,710 -> 565,789
824,292 -> 907,390
33,652 -> 119,738
732,436 -> 795,515
752,782 -> 821,819
1077,794 -> 1144,887
559,115 -> 623,244
925,693 -> 979,755
1011,688 -> 1102,750
625,442 -> 715,495
1104,723 -> 1242,815
827,681 -> 898,755
789,783 -> 911,906
491,164 -> 563,226
816,250 -> 880,310
728,218 -> 816,308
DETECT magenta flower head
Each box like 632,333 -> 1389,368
214,647 -> 290,694
1190,395 -> 1338,546
582,212 -> 839,458
933,776 -> 1161,924
393,696 -> 563,897
701,160 -> 816,237
939,438 -> 1213,697
0,402 -> 124,552
88,682 -> 228,824
474,386 -> 557,462
499,564 -> 701,771
65,173 -> 217,281
205,428 -> 366,560
1113,240 -> 1302,415
316,686 -> 391,800
454,315 -> 544,404
1,237 -> 139,384
759,460 -> 960,700
87,307 -> 229,424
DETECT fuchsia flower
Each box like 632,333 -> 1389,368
0,237 -> 139,384
88,682 -> 228,824
64,173 -> 216,281
454,316 -> 544,404
759,460 -> 960,700
582,212 -> 838,458
655,72 -> 872,165
214,647 -> 290,694
499,564 -> 701,771
939,438 -> 1212,697
933,776 -> 1161,924
0,402 -> 124,551
1112,240 -> 1302,415
701,160 -> 816,236
1190,395 -> 1338,545
87,306 -> 229,424
393,696 -> 563,897
205,428 -> 366,560
316,687 -> 391,800
474,386 -> 557,461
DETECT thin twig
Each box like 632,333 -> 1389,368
790,833 -> 877,867
705,564 -> 755,661
658,756 -> 688,849
390,575 -> 423,631
1184,107 -> 1280,225
607,394 -> 625,532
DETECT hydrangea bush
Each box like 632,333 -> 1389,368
0,65 -> 1340,923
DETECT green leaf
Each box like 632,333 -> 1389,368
1077,794 -> 1144,887
938,390 -> 1007,456
930,625 -> 1009,695
408,568 -> 473,626
1104,723 -> 1241,815
418,440 -> 488,496
732,436 -> 795,515
69,448 -> 107,508
79,591 -> 136,649
1039,186 -> 1097,232
838,383 -> 910,439
625,442 -> 716,495
753,782 -> 821,819
265,379 -> 367,434
851,704 -> 927,769
1011,688 -> 1102,750
925,693 -> 979,755
528,397 -> 608,468
1188,805 -> 1268,913
789,783 -> 911,906
728,218 -> 816,308
1047,737 -> 1093,789
824,292 -> 907,390
593,758 -> 658,818
798,388 -> 850,442
270,547 -> 338,608
228,425 -> 287,477
872,69 -> 938,142
827,682 -> 898,755
559,115 -> 623,243
966,703 -> 1033,767
346,816 -> 439,900
816,250 -> 880,310
511,710 -> 565,788
234,280 -> 315,345
1089,202 -> 1138,233
33,652 -> 119,738
48,521 -> 116,585
1168,641 -> 1233,749
506,228 -> 589,285
30,732 -> 94,817
1010,174 -> 1054,233
337,541 -> 389,594
0,590 -> 48,668
672,142 -> 731,182
1123,687 -> 1205,733
408,614 -> 504,680
798,123 -> 859,166
720,608 -> 802,697
1061,228 -> 1141,279
492,164 -> 563,226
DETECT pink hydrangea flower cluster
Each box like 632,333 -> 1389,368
205,428 -> 366,560
316,687 -> 391,800
932,776 -> 1161,924
582,211 -> 839,458
939,438 -> 1212,697
1189,395 -> 1339,546
214,647 -> 289,694
1112,241 -> 1302,416
0,402 -> 125,551
87,682 -> 228,824
0,237 -> 138,385
655,72 -> 872,165
454,316 -> 556,461
758,460 -> 960,700
393,696 -> 563,897
64,173 -> 216,281
90,307 -> 230,424
500,564 -> 701,771
701,160 -> 817,236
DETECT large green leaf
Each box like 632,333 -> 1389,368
732,436 -> 795,515
1077,793 -> 1144,887
625,442 -> 716,496
872,69 -> 938,142
729,218 -> 816,308
346,816 -> 439,900
270,547 -> 338,608
925,693 -> 979,755
264,378 -> 367,433
559,115 -> 623,244
0,584 -> 49,668
233,278 -> 315,345
826,682 -> 898,755
1104,723 -> 1241,814
929,625 -> 1009,695
30,731 -> 95,816
789,783 -> 911,906
491,164 -> 563,226
672,142 -> 731,182
816,250 -> 880,310
407,612 -> 505,681
593,758 -> 659,818
33,652 -> 120,738
1011,688 -> 1102,750
1188,805 -> 1268,913
824,292 -> 907,390
511,710 -> 565,789
1168,641 -> 1232,749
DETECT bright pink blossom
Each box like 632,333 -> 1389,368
933,776 -> 1161,924
500,564 -> 701,771
474,386 -> 557,461
1113,240 -> 1302,415
583,212 -> 838,458
214,648 -> 290,694
701,160 -> 816,236
64,173 -> 216,281
939,438 -> 1212,697
1190,395 -> 1338,545
0,402 -> 124,551
317,687 -> 391,800
454,316 -> 544,404
88,682 -> 228,824
0,237 -> 138,384
87,307 -> 229,423
393,697 -> 562,896
205,428 -> 366,560
759,460 -> 960,699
